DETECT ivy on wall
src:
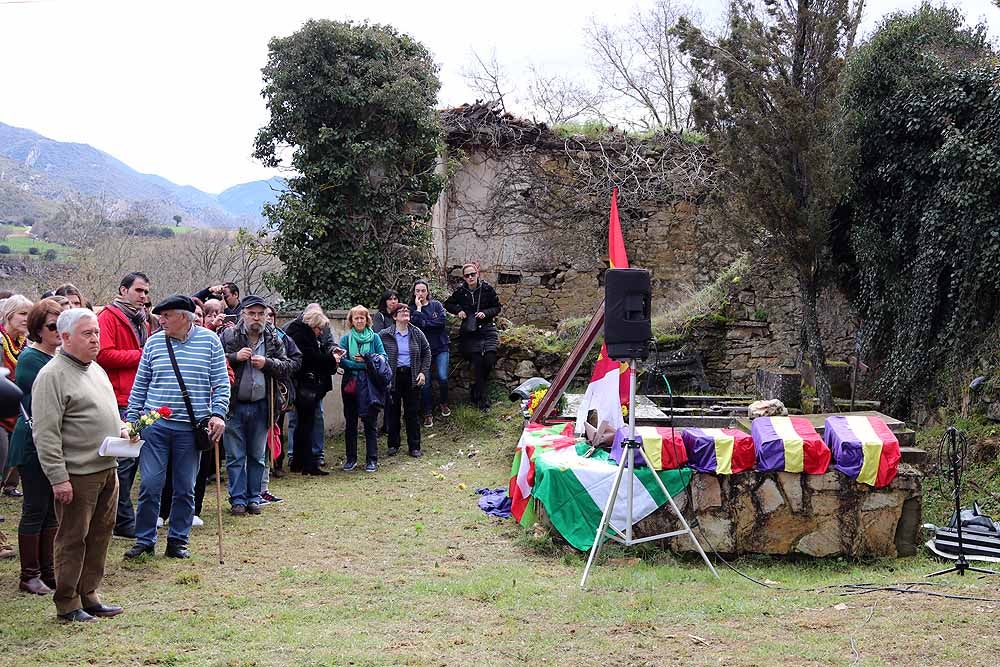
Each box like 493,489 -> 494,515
844,5 -> 1000,412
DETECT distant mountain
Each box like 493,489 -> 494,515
0,121 -> 281,228
216,176 -> 286,218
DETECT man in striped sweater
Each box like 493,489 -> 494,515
123,295 -> 230,560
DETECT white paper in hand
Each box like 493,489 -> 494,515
99,437 -> 143,458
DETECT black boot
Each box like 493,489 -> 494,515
39,527 -> 57,590
165,539 -> 190,559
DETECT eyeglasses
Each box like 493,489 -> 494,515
45,323 -> 58,332
464,272 -> 478,278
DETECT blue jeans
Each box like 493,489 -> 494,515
421,350 -> 450,416
343,391 -> 378,465
135,421 -> 199,547
287,401 -> 325,465
114,408 -> 138,535
224,399 -> 269,507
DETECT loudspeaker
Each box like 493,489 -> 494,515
605,268 -> 651,360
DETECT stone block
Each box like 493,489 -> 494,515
514,360 -> 537,379
692,475 -> 722,509
756,367 -> 802,409
695,515 -> 734,553
807,472 -> 842,492
796,524 -> 841,557
755,479 -> 784,514
859,506 -> 903,556
778,472 -> 804,513
861,491 -> 901,512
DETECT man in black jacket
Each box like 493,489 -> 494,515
219,296 -> 297,515
443,263 -> 502,411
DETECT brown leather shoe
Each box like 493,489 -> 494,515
0,529 -> 15,560
83,603 -> 123,618
230,505 -> 246,516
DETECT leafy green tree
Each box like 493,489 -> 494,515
173,214 -> 182,227
253,20 -> 445,308
842,4 -> 1000,413
676,0 -> 864,412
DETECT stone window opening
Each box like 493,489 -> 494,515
498,272 -> 522,285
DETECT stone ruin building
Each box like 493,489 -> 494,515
430,103 -> 858,397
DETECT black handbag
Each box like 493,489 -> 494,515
165,336 -> 215,452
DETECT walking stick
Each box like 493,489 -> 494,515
214,437 -> 224,565
268,378 -> 275,472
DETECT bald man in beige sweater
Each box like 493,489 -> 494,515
33,309 -> 131,623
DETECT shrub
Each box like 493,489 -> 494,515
43,249 -> 57,261
27,247 -> 39,256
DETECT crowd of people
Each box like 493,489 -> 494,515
0,260 -> 502,622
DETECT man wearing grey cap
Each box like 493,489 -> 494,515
123,295 -> 230,560
219,296 -> 296,515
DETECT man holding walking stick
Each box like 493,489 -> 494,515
123,295 -> 229,561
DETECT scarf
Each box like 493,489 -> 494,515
112,298 -> 149,347
347,327 -> 375,360
0,324 -> 25,370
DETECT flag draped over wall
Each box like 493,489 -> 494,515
508,421 -> 692,550
575,188 -> 632,435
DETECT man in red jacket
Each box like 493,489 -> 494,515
97,272 -> 151,540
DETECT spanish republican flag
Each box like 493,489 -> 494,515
575,189 -> 632,435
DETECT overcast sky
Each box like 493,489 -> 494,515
0,0 -> 996,193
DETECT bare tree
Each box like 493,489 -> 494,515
460,49 -> 514,112
585,0 -> 713,130
525,65 -> 606,126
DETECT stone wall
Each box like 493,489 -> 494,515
433,142 -> 860,396
682,257 -> 858,394
435,149 -> 738,328
628,465 -> 922,558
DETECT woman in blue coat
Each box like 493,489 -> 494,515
409,279 -> 451,427
339,306 -> 386,472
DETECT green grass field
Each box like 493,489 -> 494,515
0,405 -> 996,666
0,224 -> 71,258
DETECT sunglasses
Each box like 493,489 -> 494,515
464,271 -> 478,278
45,323 -> 58,332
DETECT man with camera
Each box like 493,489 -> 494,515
123,295 -> 229,560
193,282 -> 243,317
219,296 -> 296,515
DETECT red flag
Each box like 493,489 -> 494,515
608,188 -> 628,269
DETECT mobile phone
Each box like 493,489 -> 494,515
223,314 -> 238,322
332,345 -> 347,355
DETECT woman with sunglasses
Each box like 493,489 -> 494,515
444,262 -> 502,412
8,298 -> 66,592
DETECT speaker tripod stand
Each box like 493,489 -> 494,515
580,359 -> 719,588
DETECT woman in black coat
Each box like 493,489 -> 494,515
443,262 -> 502,411
285,309 -> 343,476
371,290 -> 399,333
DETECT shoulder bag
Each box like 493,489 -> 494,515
165,336 -> 215,452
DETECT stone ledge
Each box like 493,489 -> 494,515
629,464 -> 922,558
